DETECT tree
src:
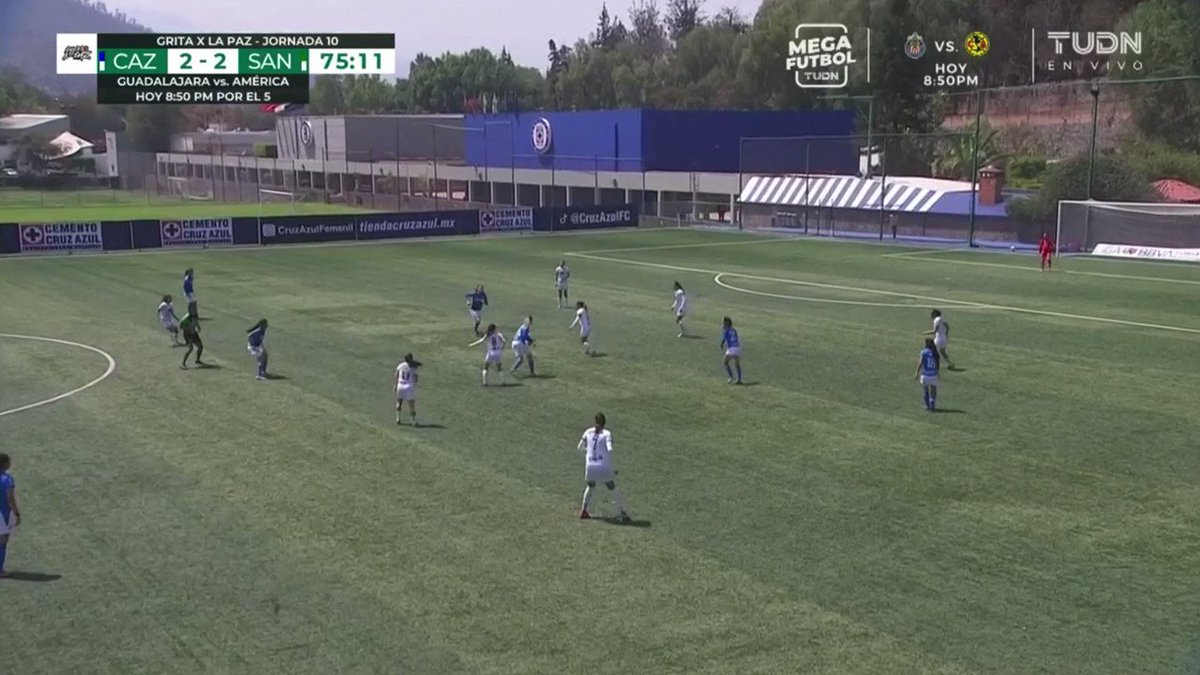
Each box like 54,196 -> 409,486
666,0 -> 705,41
125,105 -> 182,152
344,75 -> 395,113
1008,153 -> 1156,223
931,121 -> 1007,180
310,76 -> 346,115
592,4 -> 628,50
628,0 -> 668,56
12,134 -> 58,170
1114,0 -> 1200,152
712,6 -> 748,33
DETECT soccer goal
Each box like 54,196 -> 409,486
258,188 -> 306,213
166,176 -> 214,201
1056,200 -> 1200,260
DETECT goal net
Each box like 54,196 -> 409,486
1056,200 -> 1200,259
167,176 -> 213,201
258,188 -> 306,212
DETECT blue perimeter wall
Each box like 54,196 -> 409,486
464,109 -> 856,174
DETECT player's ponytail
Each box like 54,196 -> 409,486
486,323 -> 496,336
247,318 -> 268,333
594,412 -> 606,430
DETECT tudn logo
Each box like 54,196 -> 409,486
904,33 -> 926,60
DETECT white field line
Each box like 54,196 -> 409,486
565,251 -> 1200,336
713,274 -> 983,309
887,249 -> 1200,286
0,334 -> 116,417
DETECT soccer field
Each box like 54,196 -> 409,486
0,189 -> 374,222
3,229 -> 1200,674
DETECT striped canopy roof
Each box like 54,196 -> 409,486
739,175 -> 945,213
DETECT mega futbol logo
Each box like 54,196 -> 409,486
786,24 -> 868,89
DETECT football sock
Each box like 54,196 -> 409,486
930,389 -> 937,409
736,365 -> 743,382
0,542 -> 7,571
923,389 -> 931,408
581,486 -> 594,512
725,364 -> 734,379
527,356 -> 535,375
512,355 -> 523,372
481,369 -> 488,385
610,487 -> 628,515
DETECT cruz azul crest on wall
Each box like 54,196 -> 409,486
531,117 -> 553,154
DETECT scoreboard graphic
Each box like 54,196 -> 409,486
57,33 -> 395,104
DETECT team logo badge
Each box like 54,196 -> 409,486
964,31 -> 990,57
531,118 -> 552,154
162,221 -> 182,240
904,33 -> 926,60
299,120 -> 314,146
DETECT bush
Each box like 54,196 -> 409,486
1121,136 -> 1200,186
1007,155 -> 1048,190
1007,153 -> 1155,223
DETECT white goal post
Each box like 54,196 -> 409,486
258,188 -> 306,212
1056,200 -> 1200,259
167,176 -> 214,201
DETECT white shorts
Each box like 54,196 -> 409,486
934,337 -> 947,350
512,342 -> 530,356
675,310 -> 686,320
919,375 -> 939,387
585,464 -> 615,484
248,345 -> 264,358
396,387 -> 415,401
485,350 -> 502,364
0,512 -> 13,536
162,319 -> 177,331
185,291 -> 195,302
579,330 -> 590,340
725,347 -> 742,358
556,282 -> 568,291
469,309 -> 481,322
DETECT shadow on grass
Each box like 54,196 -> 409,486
263,373 -> 289,381
412,423 -> 447,430
589,352 -> 608,358
933,408 -> 966,414
496,381 -> 523,388
600,517 -> 652,528
680,335 -> 705,340
734,381 -> 760,387
524,373 -> 556,380
3,571 -> 62,583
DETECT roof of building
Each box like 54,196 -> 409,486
1153,178 -> 1200,203
46,132 -> 94,160
0,114 -> 69,132
739,174 -> 1012,217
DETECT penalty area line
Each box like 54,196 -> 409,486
0,334 -> 116,418
566,251 -> 1200,336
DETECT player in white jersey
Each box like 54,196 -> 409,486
568,301 -> 593,355
924,309 -> 955,369
554,261 -> 571,309
468,323 -> 506,386
671,281 -> 689,338
157,294 -> 180,345
394,353 -> 422,425
575,413 -> 631,522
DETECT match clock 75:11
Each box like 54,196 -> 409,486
309,49 -> 396,74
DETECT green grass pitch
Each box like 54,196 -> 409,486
0,189 -> 373,222
3,228 -> 1200,674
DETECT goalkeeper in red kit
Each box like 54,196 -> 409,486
1038,233 -> 1055,271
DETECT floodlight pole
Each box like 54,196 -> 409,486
1086,79 -> 1101,200
967,88 -> 983,247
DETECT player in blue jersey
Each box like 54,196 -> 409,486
183,268 -> 200,320
916,338 -> 941,411
511,316 -> 537,376
247,319 -> 269,380
0,453 -> 20,578
466,285 -> 489,336
720,317 -> 743,384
